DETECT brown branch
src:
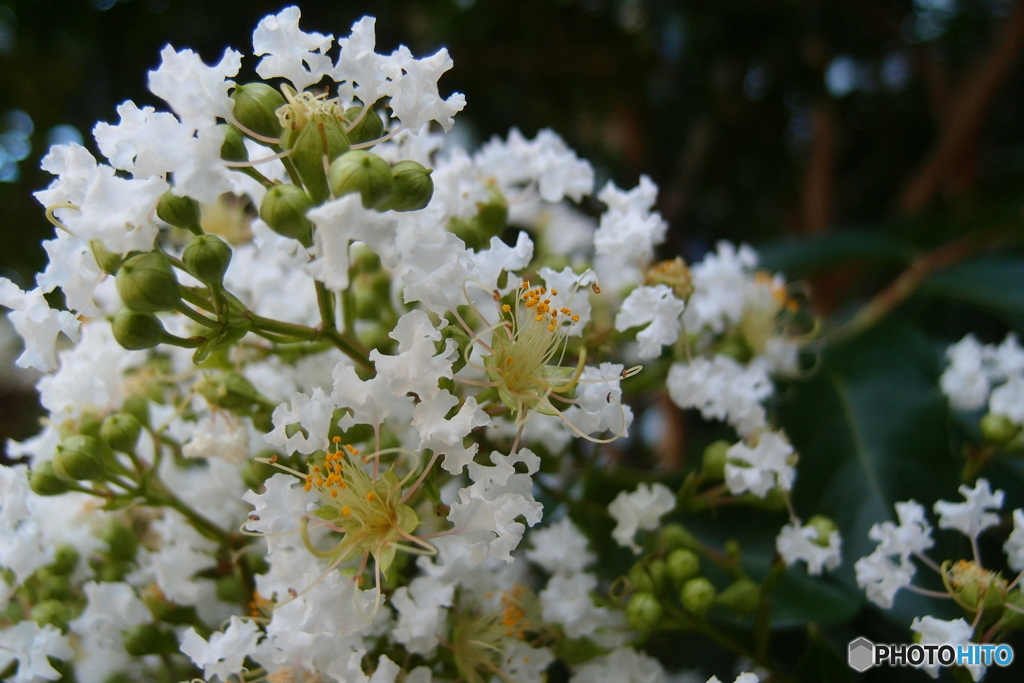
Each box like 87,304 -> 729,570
801,102 -> 837,234
899,0 -> 1024,215
828,229 -> 1012,342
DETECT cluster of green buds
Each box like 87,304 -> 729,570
231,80 -> 433,248
30,410 -> 144,495
622,524 -> 762,636
980,413 -> 1024,453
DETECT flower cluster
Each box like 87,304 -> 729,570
4,6 -> 985,683
855,479 -> 1024,680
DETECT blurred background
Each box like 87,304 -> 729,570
3,2 -> 1024,677
1,0 -> 1023,448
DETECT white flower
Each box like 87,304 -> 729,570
392,575 -> 454,655
371,310 -> 455,401
868,500 -> 934,557
683,241 -> 759,334
0,621 -> 73,683
706,675 -> 759,683
385,44 -> 466,132
69,581 -> 150,650
333,17 -> 390,105
593,176 -> 667,286
0,278 -> 80,372
562,362 -> 634,438
474,128 -> 594,203
412,390 -> 490,475
725,430 -> 796,498
147,44 -> 241,129
933,478 -> 1004,540
36,230 -> 104,317
265,387 -> 334,455
447,449 -> 544,563
60,164 -> 167,254
540,572 -> 620,640
615,285 -> 686,359
940,335 -> 992,411
989,375 -> 1024,426
92,100 -> 194,179
910,616 -> 981,680
307,194 -> 399,292
526,516 -> 596,575
252,6 -> 334,91
608,482 -> 676,553
775,521 -> 841,575
666,356 -> 772,437
571,646 -> 666,683
181,616 -> 262,683
1004,509 -> 1024,572
854,549 -> 915,608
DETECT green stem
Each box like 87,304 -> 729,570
316,281 -> 337,331
148,480 -> 232,545
174,302 -> 221,329
250,314 -> 373,370
159,333 -> 204,349
180,286 -> 217,313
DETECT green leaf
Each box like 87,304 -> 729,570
756,230 -> 912,277
920,252 -> 1024,327
778,319 -> 962,624
795,628 -> 855,683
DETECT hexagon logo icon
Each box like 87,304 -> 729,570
848,637 -> 875,672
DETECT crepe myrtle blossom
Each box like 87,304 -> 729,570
448,263 -> 639,452
856,481 -> 1019,623
609,482 -> 676,553
775,517 -> 842,575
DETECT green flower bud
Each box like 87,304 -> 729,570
50,546 -> 80,576
183,234 -> 232,286
52,434 -> 111,481
156,191 -> 202,234
232,82 -> 286,140
30,599 -> 72,630
122,395 -> 151,429
981,413 -> 1021,446
215,574 -> 246,603
626,592 -> 663,633
219,123 -> 249,163
680,577 -> 716,616
197,371 -> 264,413
102,522 -> 139,562
30,461 -> 74,496
116,252 -> 180,313
806,515 -> 839,547
378,160 -> 433,212
448,183 -> 507,249
660,523 -> 700,553
328,150 -> 393,209
111,308 -> 166,350
343,105 -> 384,145
702,440 -> 730,480
647,558 -> 668,592
78,410 -> 104,438
716,578 -> 761,614
628,563 -> 656,593
101,412 -> 142,454
260,184 -> 314,245
666,549 -> 700,588
290,116 -> 351,203
89,239 -> 123,275
123,623 -> 179,657
717,336 -> 753,364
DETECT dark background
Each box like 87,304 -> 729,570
3,2 -> 1024,679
